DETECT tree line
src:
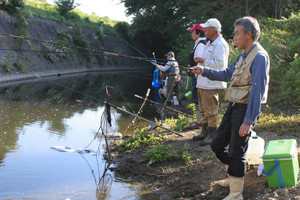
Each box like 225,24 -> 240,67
119,0 -> 299,56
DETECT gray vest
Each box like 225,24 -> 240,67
166,60 -> 179,76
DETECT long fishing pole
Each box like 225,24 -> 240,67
34,74 -> 183,136
0,33 -> 190,64
134,94 -> 195,118
106,101 -> 183,137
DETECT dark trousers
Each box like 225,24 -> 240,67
210,102 -> 251,177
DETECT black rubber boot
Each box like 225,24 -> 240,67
193,123 -> 208,141
199,127 -> 217,146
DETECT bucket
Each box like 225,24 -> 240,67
246,131 -> 265,165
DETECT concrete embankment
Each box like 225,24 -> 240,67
0,10 -> 151,84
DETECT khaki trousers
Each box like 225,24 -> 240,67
197,88 -> 219,127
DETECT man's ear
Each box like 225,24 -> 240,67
247,31 -> 253,40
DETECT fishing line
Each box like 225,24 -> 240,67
0,33 -> 190,64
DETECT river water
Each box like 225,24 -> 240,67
0,71 -> 160,200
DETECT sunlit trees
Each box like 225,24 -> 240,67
54,0 -> 78,18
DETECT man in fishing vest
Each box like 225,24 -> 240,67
187,24 -> 207,129
152,52 -> 182,107
191,16 -> 270,200
192,18 -> 229,146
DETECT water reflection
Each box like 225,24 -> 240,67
0,71 -> 159,199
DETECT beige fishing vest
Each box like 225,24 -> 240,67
224,43 -> 269,104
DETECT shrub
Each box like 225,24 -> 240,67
0,0 -> 25,13
143,144 -> 179,163
118,129 -> 167,151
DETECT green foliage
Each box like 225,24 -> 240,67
143,144 -> 179,163
73,27 -> 91,64
122,0 -> 299,56
54,0 -> 77,19
0,0 -> 25,13
118,129 -> 167,151
114,22 -> 132,41
181,143 -> 193,166
40,29 -> 71,62
165,114 -> 191,131
259,12 -> 300,106
256,112 -> 300,135
0,54 -> 12,72
25,0 -> 118,35
10,6 -> 30,50
13,57 -> 24,72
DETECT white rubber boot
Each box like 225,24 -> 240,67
223,175 -> 244,200
218,165 -> 229,187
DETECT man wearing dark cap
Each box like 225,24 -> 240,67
152,52 -> 181,108
192,18 -> 229,146
187,24 -> 207,129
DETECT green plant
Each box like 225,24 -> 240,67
0,0 -> 25,13
55,0 -> 78,19
11,7 -> 30,50
143,144 -> 179,163
181,143 -> 193,166
13,57 -> 24,72
118,129 -> 167,151
0,54 -> 12,72
165,114 -> 191,131
255,112 -> 300,135
73,27 -> 92,64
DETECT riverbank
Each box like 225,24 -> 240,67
109,126 -> 300,199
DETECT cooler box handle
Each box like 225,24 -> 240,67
262,159 -> 284,187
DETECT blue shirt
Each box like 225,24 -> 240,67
202,43 -> 269,125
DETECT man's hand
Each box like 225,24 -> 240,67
190,66 -> 205,75
239,122 -> 252,137
151,60 -> 157,66
194,57 -> 205,64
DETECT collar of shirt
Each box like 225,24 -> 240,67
195,37 -> 206,44
242,43 -> 258,60
209,35 -> 222,46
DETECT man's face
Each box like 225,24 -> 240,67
191,30 -> 199,41
204,27 -> 213,40
234,25 -> 250,50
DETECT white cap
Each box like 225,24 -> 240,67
201,18 -> 222,32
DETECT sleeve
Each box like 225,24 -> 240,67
194,43 -> 205,58
157,61 -> 172,72
243,54 -> 269,125
203,42 -> 227,70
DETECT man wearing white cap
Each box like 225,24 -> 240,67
191,16 -> 270,200
192,18 -> 229,146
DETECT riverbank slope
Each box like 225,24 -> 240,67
0,9 -> 151,83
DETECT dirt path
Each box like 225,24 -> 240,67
110,129 -> 300,200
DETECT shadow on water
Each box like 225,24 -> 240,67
0,71 -> 160,200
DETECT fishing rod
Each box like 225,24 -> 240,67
105,100 -> 183,137
134,94 -> 195,119
33,74 -> 183,136
1,32 -> 189,64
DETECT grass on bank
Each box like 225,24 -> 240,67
255,112 -> 300,135
116,109 -> 299,165
24,0 -> 121,36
